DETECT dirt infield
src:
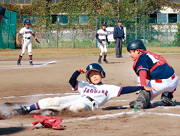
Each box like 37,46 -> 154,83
0,49 -> 180,135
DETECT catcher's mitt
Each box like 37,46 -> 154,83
130,89 -> 151,109
35,38 -> 40,43
30,114 -> 65,130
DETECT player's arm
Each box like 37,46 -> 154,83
69,68 -> 87,89
113,27 -> 117,42
139,70 -> 147,86
120,86 -> 153,95
96,33 -> 102,43
106,35 -> 110,45
16,33 -> 20,46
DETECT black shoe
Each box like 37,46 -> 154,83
17,61 -> 21,65
98,59 -> 101,64
30,61 -> 33,65
161,94 -> 176,106
11,106 -> 29,115
103,59 -> 108,64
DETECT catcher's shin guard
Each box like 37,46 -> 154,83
161,93 -> 176,106
133,89 -> 151,109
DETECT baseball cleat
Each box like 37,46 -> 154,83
103,59 -> 108,64
30,61 -> 33,65
17,61 -> 21,65
161,94 -> 176,106
11,106 -> 29,115
98,59 -> 101,64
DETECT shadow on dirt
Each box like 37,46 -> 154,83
0,127 -> 26,135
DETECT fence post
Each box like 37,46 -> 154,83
166,29 -> 168,47
73,30 -> 75,48
49,30 -> 50,48
96,16 -> 98,48
57,16 -> 59,48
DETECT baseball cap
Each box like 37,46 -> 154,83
118,19 -> 122,23
0,6 -> 9,19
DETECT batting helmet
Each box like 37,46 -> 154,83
101,22 -> 107,27
86,63 -> 105,82
24,19 -> 31,25
127,39 -> 146,52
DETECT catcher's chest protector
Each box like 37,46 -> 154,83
30,114 -> 65,130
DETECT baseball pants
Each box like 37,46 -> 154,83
20,38 -> 32,56
115,38 -> 123,57
38,95 -> 96,112
98,41 -> 108,56
146,73 -> 178,100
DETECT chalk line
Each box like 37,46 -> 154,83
0,61 -> 56,69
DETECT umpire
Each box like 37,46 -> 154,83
113,19 -> 126,58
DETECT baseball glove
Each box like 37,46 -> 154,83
35,38 -> 40,43
30,114 -> 65,130
130,89 -> 151,109
98,39 -> 102,43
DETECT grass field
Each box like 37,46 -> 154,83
0,47 -> 180,58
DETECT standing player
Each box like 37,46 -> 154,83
127,39 -> 178,109
16,19 -> 37,65
11,63 -> 153,115
113,19 -> 126,58
96,22 -> 110,64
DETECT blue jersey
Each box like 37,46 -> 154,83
133,51 -> 174,80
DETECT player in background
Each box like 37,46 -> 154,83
11,63 -> 153,115
96,22 -> 110,64
0,6 -> 9,24
16,19 -> 37,65
127,39 -> 178,109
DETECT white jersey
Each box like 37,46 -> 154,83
97,29 -> 108,40
18,27 -> 34,38
74,80 -> 122,107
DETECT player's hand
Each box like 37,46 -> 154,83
107,41 -> 110,45
98,39 -> 102,43
78,68 -> 87,74
144,86 -> 155,91
114,39 -> 116,43
16,40 -> 20,46
124,39 -> 126,41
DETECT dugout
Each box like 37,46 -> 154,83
0,10 -> 17,49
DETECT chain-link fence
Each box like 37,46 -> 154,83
10,15 -> 180,49
0,10 -> 17,49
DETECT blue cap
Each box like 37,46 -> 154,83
0,6 -> 9,19
24,19 -> 31,24
101,21 -> 107,26
118,19 -> 122,23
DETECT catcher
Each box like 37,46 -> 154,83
127,39 -> 178,109
11,63 -> 153,115
16,19 -> 40,65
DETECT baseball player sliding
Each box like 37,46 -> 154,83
11,63 -> 153,115
96,22 -> 110,64
16,19 -> 40,65
127,39 -> 178,109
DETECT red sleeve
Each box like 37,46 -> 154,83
139,70 -> 147,86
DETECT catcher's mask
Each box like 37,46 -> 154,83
24,19 -> 31,25
127,39 -> 146,52
86,63 -> 105,83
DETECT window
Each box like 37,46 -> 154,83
149,14 -> 157,23
59,15 -> 68,24
157,13 -> 168,23
79,15 -> 88,24
177,14 -> 180,22
169,14 -> 177,23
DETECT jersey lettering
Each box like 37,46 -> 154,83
83,87 -> 108,96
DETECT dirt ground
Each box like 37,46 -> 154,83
0,49 -> 180,136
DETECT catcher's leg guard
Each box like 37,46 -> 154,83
134,90 -> 151,109
161,93 -> 176,106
